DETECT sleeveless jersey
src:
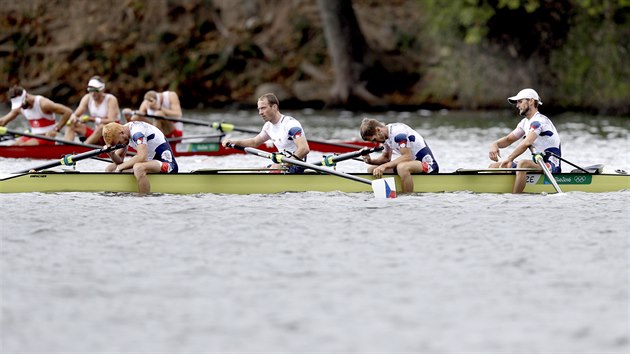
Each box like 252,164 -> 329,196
511,112 -> 561,169
88,93 -> 115,119
126,121 -> 178,172
385,123 -> 439,173
148,91 -> 183,132
20,96 -> 56,134
260,115 -> 305,154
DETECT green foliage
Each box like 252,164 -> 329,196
422,0 -> 539,44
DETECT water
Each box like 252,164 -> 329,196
1,110 -> 629,353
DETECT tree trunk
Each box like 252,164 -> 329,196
317,0 -> 383,107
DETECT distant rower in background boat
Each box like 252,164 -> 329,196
130,90 -> 183,139
488,88 -> 562,193
360,118 -> 439,193
222,92 -> 310,173
64,76 -> 121,145
102,121 -> 179,194
0,85 -> 72,145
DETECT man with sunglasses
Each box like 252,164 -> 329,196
0,85 -> 72,145
64,76 -> 121,145
488,88 -> 562,193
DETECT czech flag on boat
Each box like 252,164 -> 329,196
372,177 -> 397,198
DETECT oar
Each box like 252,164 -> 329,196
313,146 -> 384,166
134,112 -> 371,150
0,126 -> 103,150
166,133 -> 225,143
530,147 -> 562,193
12,145 -> 125,174
227,143 -> 397,198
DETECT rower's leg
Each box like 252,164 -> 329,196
133,161 -> 162,194
513,160 -> 540,193
396,161 -> 420,193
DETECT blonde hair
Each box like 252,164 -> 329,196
102,122 -> 124,145
360,118 -> 385,140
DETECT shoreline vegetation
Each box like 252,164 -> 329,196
1,0 -> 629,115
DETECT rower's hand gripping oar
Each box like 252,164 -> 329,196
227,143 -> 397,198
12,144 -> 125,174
530,147 -> 562,193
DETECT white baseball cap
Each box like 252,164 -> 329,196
87,78 -> 105,92
10,90 -> 26,110
507,88 -> 542,105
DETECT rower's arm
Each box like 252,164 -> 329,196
107,145 -> 128,164
40,98 -> 72,132
381,146 -> 413,170
505,132 -> 537,162
0,109 -> 20,126
223,132 -> 268,148
489,133 -> 519,161
115,144 -> 147,171
292,135 -> 310,160
364,147 -> 391,165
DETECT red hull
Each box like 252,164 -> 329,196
0,141 -> 376,159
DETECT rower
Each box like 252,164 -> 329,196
0,85 -> 72,146
64,76 -> 121,145
102,121 -> 179,194
359,118 -> 439,193
488,88 -> 562,193
221,92 -> 310,174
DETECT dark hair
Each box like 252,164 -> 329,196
8,85 -> 24,99
360,118 -> 384,140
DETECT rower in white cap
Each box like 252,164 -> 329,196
487,88 -> 562,193
64,76 -> 121,145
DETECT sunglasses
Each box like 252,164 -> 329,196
87,87 -> 102,93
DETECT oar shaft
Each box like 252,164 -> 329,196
13,144 -> 125,173
167,134 -> 225,142
3,128 -> 102,149
530,147 -> 562,193
229,143 -> 374,185
313,146 -> 384,166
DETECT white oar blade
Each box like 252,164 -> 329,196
371,177 -> 397,198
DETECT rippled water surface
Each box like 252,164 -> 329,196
1,110 -> 629,353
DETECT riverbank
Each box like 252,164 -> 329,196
1,0 -> 628,115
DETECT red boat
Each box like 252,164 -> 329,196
0,140 -> 377,159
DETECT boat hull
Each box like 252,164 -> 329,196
1,171 -> 627,194
0,141 -> 376,159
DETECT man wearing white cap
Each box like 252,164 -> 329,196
0,85 -> 72,145
64,76 -> 120,145
488,88 -> 562,193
